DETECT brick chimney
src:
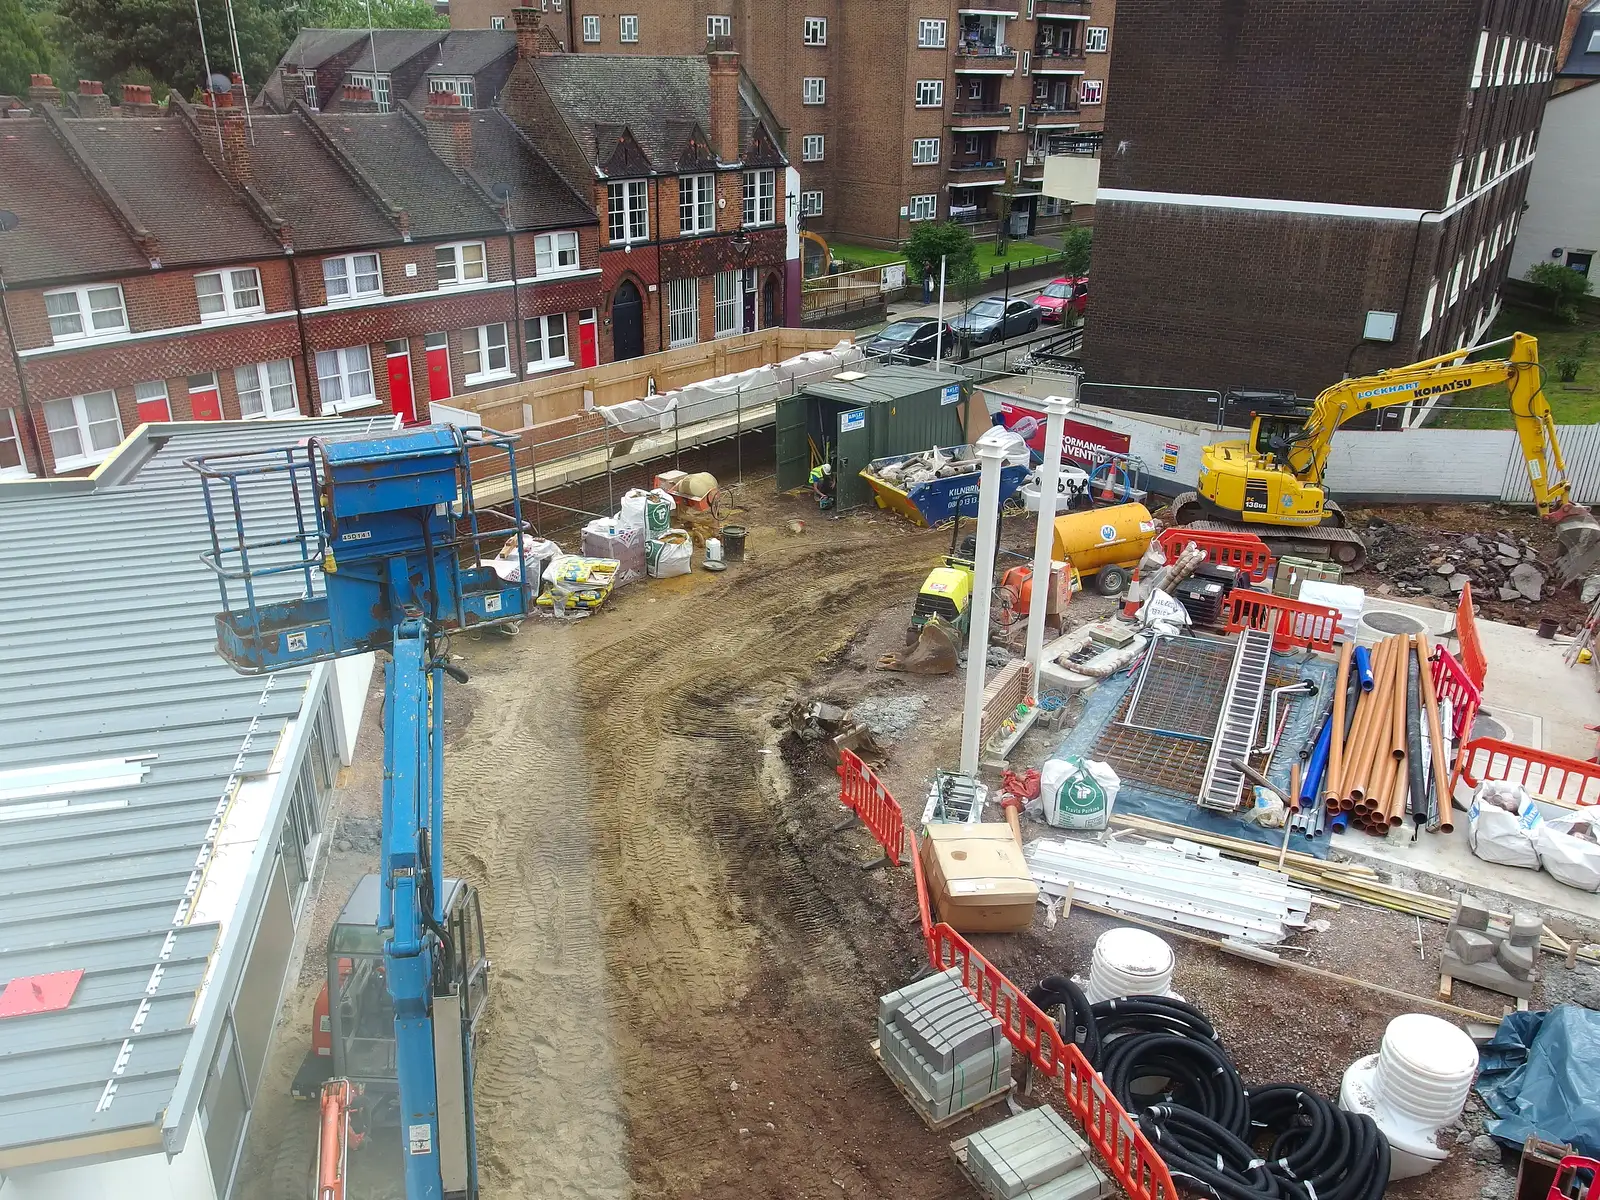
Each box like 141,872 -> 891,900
75,80 -> 111,117
193,90 -> 253,188
425,90 -> 473,171
706,43 -> 740,164
341,83 -> 381,113
512,6 -> 543,61
119,83 -> 160,116
27,74 -> 62,108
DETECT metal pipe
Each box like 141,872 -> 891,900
1326,641 -> 1353,803
1406,636 -> 1429,831
1026,391 -> 1073,702
1255,679 -> 1317,755
1352,644 -> 1375,692
1417,632 -> 1455,833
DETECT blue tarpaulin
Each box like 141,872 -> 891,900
1477,1004 -> 1600,1157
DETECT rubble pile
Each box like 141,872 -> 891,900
1364,519 -> 1549,605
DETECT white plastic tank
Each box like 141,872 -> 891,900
1340,1013 -> 1479,1180
1086,928 -> 1175,1004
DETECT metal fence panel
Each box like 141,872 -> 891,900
1500,423 -> 1600,506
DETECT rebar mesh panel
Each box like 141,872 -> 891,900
1121,635 -> 1235,738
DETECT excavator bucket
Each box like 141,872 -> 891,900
879,616 -> 961,675
1553,502 -> 1600,587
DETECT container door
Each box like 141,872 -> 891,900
578,309 -> 599,368
425,332 -> 453,403
835,406 -> 870,509
385,340 -> 417,425
775,396 -> 811,493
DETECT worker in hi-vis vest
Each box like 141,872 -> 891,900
809,462 -> 835,510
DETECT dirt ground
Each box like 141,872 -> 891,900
236,486 -> 1597,1200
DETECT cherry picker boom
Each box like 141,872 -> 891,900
189,426 -> 531,1200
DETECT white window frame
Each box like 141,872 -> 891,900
707,14 -> 732,38
302,70 -> 319,109
607,180 -> 650,243
679,173 -> 716,236
490,15 -> 505,28
1494,35 -> 1508,85
463,323 -> 512,384
714,269 -> 741,339
1420,281 -> 1437,337
667,276 -> 699,348
133,379 -> 170,422
1492,142 -> 1505,175
1470,30 -> 1488,87
316,345 -> 378,413
801,134 -> 824,162
1079,79 -> 1103,105
322,253 -> 382,302
582,13 -> 600,41
918,18 -> 946,48
435,241 -> 487,288
620,14 -> 639,42
534,230 -> 581,275
0,408 -> 32,478
524,313 -> 571,373
742,169 -> 776,226
42,391 -> 123,470
799,190 -> 823,217
345,70 -> 392,112
1447,159 -> 1463,203
912,137 -> 941,165
234,359 -> 299,420
802,76 -> 825,105
908,194 -> 937,222
428,76 -> 475,109
1513,39 -> 1526,84
42,283 -> 127,342
1085,26 -> 1108,52
803,16 -> 826,45
915,79 -> 943,107
1473,149 -> 1487,190
195,267 -> 264,321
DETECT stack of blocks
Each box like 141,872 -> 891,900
964,1106 -> 1112,1200
878,968 -> 1012,1124
1439,894 -> 1542,1001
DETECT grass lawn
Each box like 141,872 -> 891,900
820,241 -> 906,269
824,238 -> 1065,274
1432,306 -> 1600,428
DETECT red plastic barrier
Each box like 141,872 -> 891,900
1454,737 -> 1600,807
1222,590 -> 1339,653
1457,582 -> 1488,691
837,748 -> 908,866
1156,527 -> 1274,583
910,822 -> 934,956
1431,644 -> 1482,742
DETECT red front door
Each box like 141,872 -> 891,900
578,310 -> 599,368
425,332 -> 453,404
188,373 -> 222,421
385,340 -> 417,425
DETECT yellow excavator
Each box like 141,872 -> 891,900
1169,332 -> 1599,574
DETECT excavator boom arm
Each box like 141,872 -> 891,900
1289,331 -> 1570,514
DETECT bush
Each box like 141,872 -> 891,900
903,221 -> 981,297
1061,225 -> 1092,277
1526,262 -> 1593,323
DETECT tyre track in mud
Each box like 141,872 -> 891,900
447,512 -> 942,1198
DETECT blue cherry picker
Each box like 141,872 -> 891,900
189,426 -> 532,1200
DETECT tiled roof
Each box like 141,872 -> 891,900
1560,4 -> 1600,76
532,55 -> 780,172
66,119 -> 282,265
425,30 -> 516,77
243,114 -> 402,251
312,111 -> 502,240
329,28 -> 449,73
0,119 -> 150,284
277,28 -> 371,69
460,111 -> 597,230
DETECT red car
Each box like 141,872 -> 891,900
1034,276 -> 1088,323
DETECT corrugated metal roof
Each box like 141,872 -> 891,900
0,416 -> 388,1162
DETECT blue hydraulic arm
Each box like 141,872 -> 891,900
188,426 -> 529,1200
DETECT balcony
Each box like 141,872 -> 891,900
949,157 -> 1008,173
949,101 -> 1012,128
1030,103 -> 1081,123
953,45 -> 1019,72
1034,0 -> 1091,15
1031,45 -> 1085,62
1031,53 -> 1086,74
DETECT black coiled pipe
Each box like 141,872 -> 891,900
1027,974 -> 1100,1066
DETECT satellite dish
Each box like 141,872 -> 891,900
209,72 -> 235,92
490,183 -> 511,202
0,210 -> 18,233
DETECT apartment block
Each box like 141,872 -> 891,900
452,0 -> 1116,245
1084,0 -> 1567,410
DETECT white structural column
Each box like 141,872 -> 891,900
959,426 -> 1019,776
1025,389 -> 1076,701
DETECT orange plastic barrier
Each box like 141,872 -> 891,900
1156,527 -> 1274,583
1454,737 -> 1600,807
1431,644 -> 1482,742
1222,590 -> 1339,653
1456,582 -> 1488,690
910,821 -> 934,955
837,748 -> 909,866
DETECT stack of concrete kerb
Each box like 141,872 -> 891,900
963,1106 -> 1112,1200
877,967 -> 1012,1125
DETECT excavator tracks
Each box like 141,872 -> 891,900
1168,492 -> 1368,570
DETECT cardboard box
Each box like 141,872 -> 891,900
922,823 -> 1038,934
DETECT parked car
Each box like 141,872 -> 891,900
1034,276 -> 1088,323
863,318 -> 965,362
949,296 -> 1040,347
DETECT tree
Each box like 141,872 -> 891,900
0,0 -> 52,98
1526,261 -> 1593,323
299,0 -> 446,29
1061,225 -> 1092,278
58,0 -> 292,98
903,221 -> 981,297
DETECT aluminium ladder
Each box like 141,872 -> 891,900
1197,623 -> 1276,811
